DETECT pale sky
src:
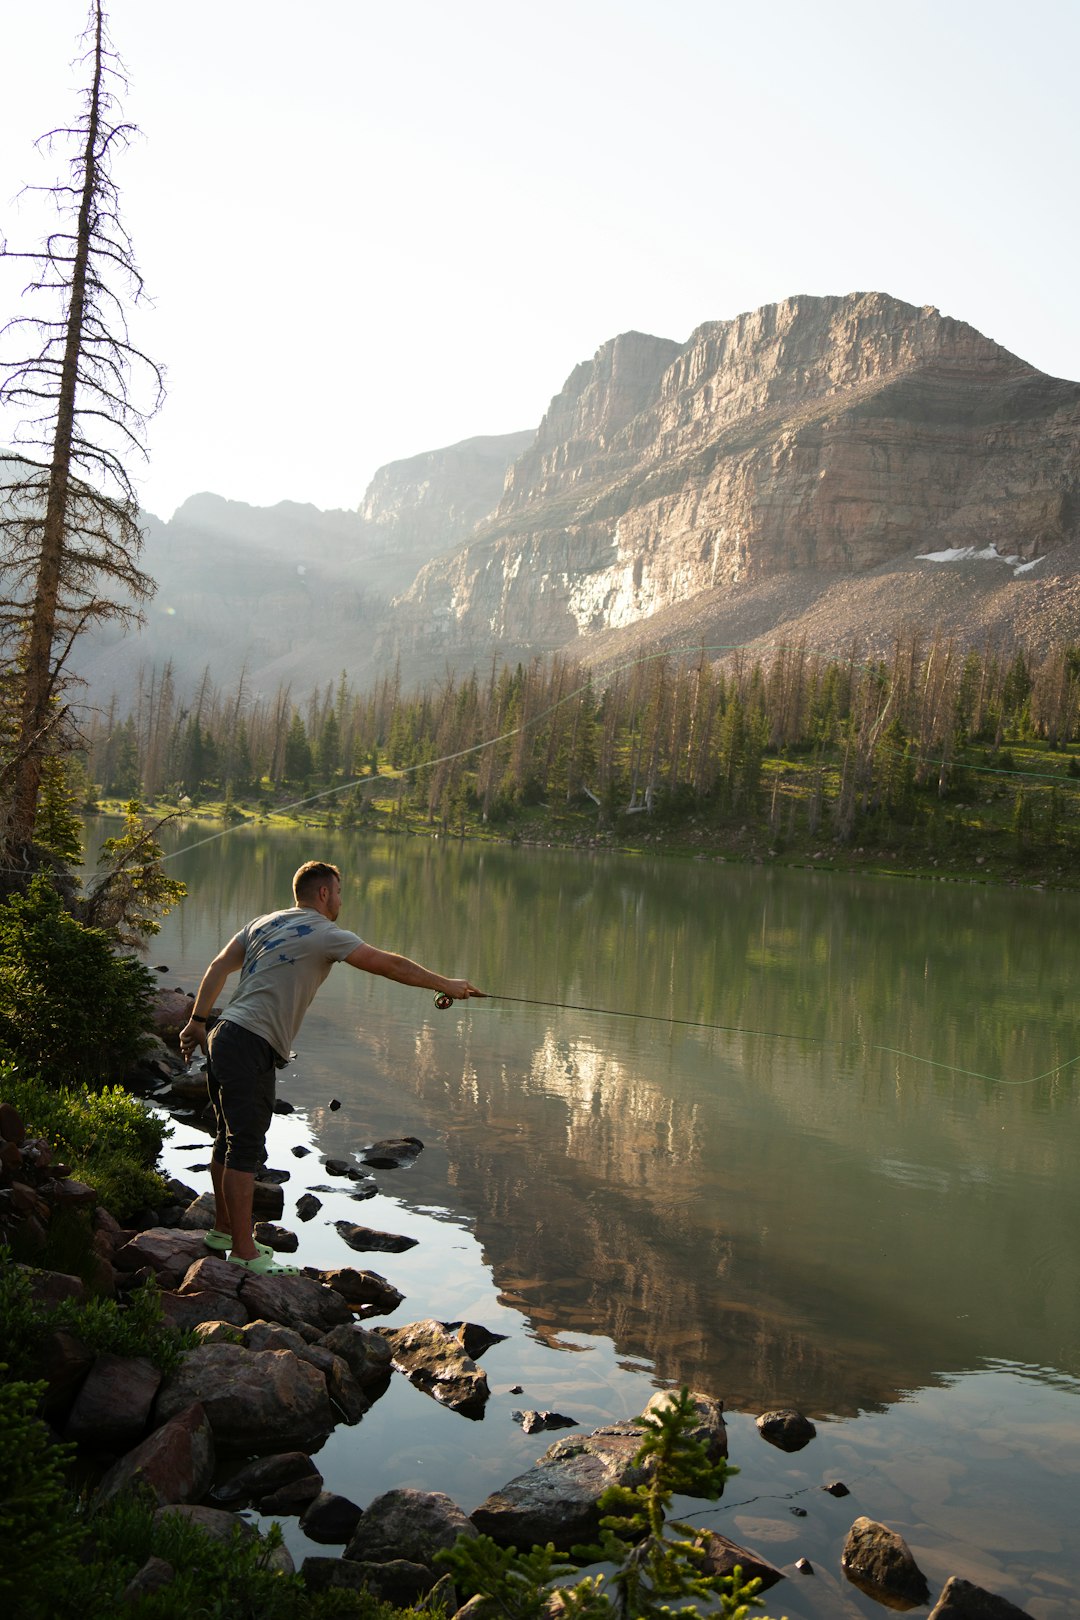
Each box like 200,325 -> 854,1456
2,0 -> 1078,522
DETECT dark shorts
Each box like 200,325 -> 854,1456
206,1019 -> 277,1174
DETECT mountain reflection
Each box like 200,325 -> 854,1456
134,821 -> 1080,1419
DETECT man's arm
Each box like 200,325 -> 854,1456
178,936 -> 246,1060
344,942 -> 484,1001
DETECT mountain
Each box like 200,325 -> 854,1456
394,292 -> 1080,670
72,431 -> 533,700
75,291 -> 1080,707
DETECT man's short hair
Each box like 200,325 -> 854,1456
293,861 -> 341,903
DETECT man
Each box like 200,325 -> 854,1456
178,859 -> 484,1275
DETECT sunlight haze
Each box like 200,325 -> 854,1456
2,0 -> 1077,520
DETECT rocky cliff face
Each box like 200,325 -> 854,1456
398,293 -> 1080,656
360,430 -> 535,591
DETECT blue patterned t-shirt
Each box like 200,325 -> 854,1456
219,907 -> 363,1062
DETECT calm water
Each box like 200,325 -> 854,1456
113,819 -> 1080,1616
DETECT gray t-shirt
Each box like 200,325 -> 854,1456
220,906 -> 363,1062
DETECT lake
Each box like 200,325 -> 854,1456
120,818 -> 1080,1616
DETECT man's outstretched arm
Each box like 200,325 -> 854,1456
345,942 -> 484,1000
179,936 -> 246,1059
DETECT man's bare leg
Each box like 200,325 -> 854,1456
222,1167 -> 258,1260
210,1157 -> 230,1235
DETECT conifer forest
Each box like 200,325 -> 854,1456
74,629 -> 1080,876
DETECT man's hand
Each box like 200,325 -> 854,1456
179,1018 -> 209,1063
443,979 -> 485,1000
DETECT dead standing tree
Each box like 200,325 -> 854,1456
0,0 -> 162,867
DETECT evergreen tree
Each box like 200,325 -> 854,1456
284,710 -> 313,782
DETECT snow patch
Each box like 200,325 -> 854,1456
916,543 -> 1044,576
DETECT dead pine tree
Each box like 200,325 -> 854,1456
0,0 -> 163,872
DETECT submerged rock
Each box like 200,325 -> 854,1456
842,1516 -> 931,1608
379,1319 -> 491,1417
361,1137 -> 424,1168
927,1575 -> 1035,1618
756,1408 -> 816,1452
694,1530 -> 785,1593
334,1221 -> 418,1253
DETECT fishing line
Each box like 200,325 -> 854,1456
78,637 -> 1080,1091
152,639 -> 757,864
433,992 -> 1080,1089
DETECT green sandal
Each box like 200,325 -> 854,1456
227,1252 -> 301,1276
205,1230 -> 272,1259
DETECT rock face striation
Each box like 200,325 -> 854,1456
398,292 -> 1080,655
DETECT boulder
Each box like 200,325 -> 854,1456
252,1180 -> 285,1219
513,1410 -> 577,1435
296,1193 -> 322,1221
192,1320 -> 246,1344
841,1516 -> 931,1608
300,1490 -> 364,1544
693,1530 -> 785,1592
179,1255 -> 244,1296
152,1503 -> 295,1572
178,1192 -> 217,1231
154,1344 -> 334,1451
242,1320 -> 369,1420
151,988 -> 197,1040
345,1487 -> 475,1566
756,1408 -> 816,1451
260,1472 -> 324,1515
334,1221 -> 418,1253
45,1177 -> 99,1210
361,1136 -> 424,1168
643,1390 -> 728,1461
64,1352 -> 161,1448
0,1100 -> 26,1144
447,1321 -> 508,1359
928,1577 -> 1035,1619
320,1323 -> 394,1386
238,1270 -> 353,1332
379,1319 -> 490,1416
113,1228 -> 214,1287
468,1399 -> 721,1554
214,1450 -> 320,1505
317,1267 -> 403,1314
471,1425 -> 650,1550
158,1289 -> 250,1333
19,1265 -> 87,1310
122,1556 -> 176,1601
327,1358 -> 371,1423
94,1402 -> 214,1508
254,1222 -> 298,1252
302,1557 -> 441,1604
36,1328 -> 94,1419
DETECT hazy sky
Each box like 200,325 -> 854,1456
2,0 -> 1077,521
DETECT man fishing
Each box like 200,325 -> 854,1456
178,858 -> 484,1275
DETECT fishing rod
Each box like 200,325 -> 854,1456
431,991 -> 1080,1088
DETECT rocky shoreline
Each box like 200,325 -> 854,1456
0,998 -> 1039,1619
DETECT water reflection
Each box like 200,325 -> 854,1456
122,820 -> 1080,1417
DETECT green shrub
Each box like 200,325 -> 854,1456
0,875 -> 155,1087
0,1250 -> 191,1379
15,1483 -> 429,1619
0,1371 -> 81,1611
0,1065 -> 168,1217
440,1388 -> 783,1620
